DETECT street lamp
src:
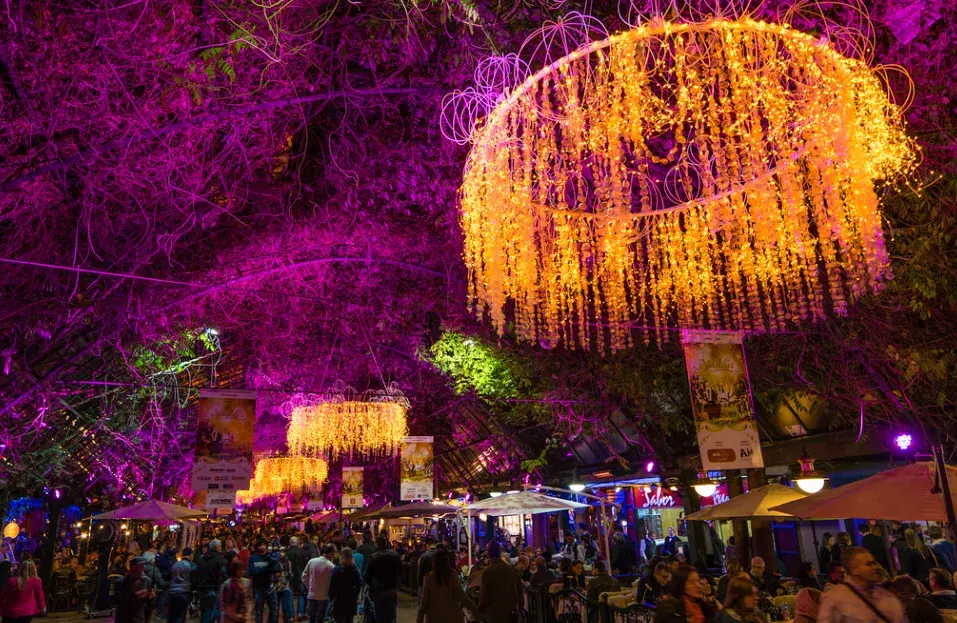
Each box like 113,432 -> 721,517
692,473 -> 717,498
794,449 -> 827,494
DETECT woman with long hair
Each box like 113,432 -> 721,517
819,534 -> 834,573
0,560 -> 47,623
717,560 -> 748,604
417,549 -> 475,623
717,577 -> 769,623
328,548 -> 362,623
904,528 -> 938,583
797,562 -> 822,590
219,561 -> 248,623
653,564 -> 718,623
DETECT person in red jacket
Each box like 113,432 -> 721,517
0,560 -> 47,623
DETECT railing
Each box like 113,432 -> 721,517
399,560 -> 419,595
605,602 -> 655,623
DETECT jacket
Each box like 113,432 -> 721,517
328,565 -> 362,617
923,591 -> 957,610
418,571 -> 475,623
418,548 -> 439,586
653,595 -> 718,623
0,577 -> 46,617
364,548 -> 401,592
932,540 -> 957,572
611,538 -> 639,574
168,559 -> 195,596
587,574 -> 622,602
249,552 -> 281,592
637,574 -> 666,604
478,558 -> 523,623
286,545 -> 309,592
114,573 -> 155,623
301,556 -> 335,601
196,550 -> 227,591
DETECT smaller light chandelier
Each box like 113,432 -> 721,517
692,472 -> 718,498
238,455 -> 329,502
287,381 -> 409,460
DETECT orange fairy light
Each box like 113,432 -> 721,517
459,17 -> 916,351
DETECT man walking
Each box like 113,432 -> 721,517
166,547 -> 195,623
819,547 -> 906,623
115,556 -> 156,623
363,536 -> 401,623
479,542 -> 523,623
286,537 -> 309,621
249,540 -> 282,623
196,540 -> 227,623
301,543 -> 336,623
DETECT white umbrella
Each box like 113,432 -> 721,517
686,484 -> 807,520
467,491 -> 589,515
463,491 -> 592,568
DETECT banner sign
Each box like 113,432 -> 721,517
204,488 -> 237,512
342,467 -> 364,509
400,436 -> 434,501
192,389 -> 256,490
682,331 -> 764,471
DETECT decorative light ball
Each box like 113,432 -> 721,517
2,521 -> 19,539
459,17 -> 916,351
692,482 -> 717,498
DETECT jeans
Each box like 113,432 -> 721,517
306,599 -> 328,623
167,593 -> 190,623
296,592 -> 307,618
278,588 -> 294,623
370,589 -> 398,623
201,589 -> 220,623
254,588 -> 279,623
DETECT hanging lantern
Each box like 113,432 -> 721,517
287,381 -> 409,460
2,521 -> 19,539
794,449 -> 827,493
458,17 -> 916,351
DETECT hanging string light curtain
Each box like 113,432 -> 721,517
459,17 -> 916,351
287,381 -> 409,460
236,455 -> 329,503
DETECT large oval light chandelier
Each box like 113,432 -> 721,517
236,455 -> 329,503
287,381 -> 409,460
459,17 -> 916,351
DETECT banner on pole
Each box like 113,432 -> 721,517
342,467 -> 364,509
682,331 -> 764,470
400,436 -> 434,501
204,488 -> 237,512
192,389 -> 256,490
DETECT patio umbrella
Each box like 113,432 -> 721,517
686,484 -> 807,520
466,491 -> 589,516
770,462 -> 957,521
346,504 -> 388,522
85,500 -> 207,522
374,502 -> 460,519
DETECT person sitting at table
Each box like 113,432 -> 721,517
922,567 -> 957,610
587,562 -> 622,602
889,575 -> 942,623
749,558 -> 781,596
529,557 -> 557,590
654,564 -> 718,623
798,562 -> 822,591
563,560 -> 586,591
717,577 -> 769,623
638,562 -> 673,605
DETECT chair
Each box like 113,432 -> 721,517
551,588 -> 586,623
49,574 -> 77,611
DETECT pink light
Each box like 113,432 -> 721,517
645,461 -> 655,473
895,434 -> 913,451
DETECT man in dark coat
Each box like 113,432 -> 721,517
478,542 -> 523,623
364,536 -> 401,623
611,532 -> 639,575
637,562 -> 671,605
195,540 -> 227,623
416,538 -> 438,593
115,556 -> 156,623
286,536 -> 309,621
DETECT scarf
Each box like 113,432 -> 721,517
684,596 -> 705,623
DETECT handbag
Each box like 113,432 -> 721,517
841,582 -> 895,623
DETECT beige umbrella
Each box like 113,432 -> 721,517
84,500 -> 207,522
686,484 -> 807,520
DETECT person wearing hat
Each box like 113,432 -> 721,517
115,556 -> 156,623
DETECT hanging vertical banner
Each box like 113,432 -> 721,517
342,467 -> 364,509
400,436 -> 434,501
192,389 -> 256,490
682,331 -> 764,470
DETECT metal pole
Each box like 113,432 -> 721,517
933,444 -> 957,543
600,499 -> 611,566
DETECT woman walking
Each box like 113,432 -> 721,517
819,534 -> 834,574
328,548 -> 362,623
0,560 -> 46,623
903,527 -> 938,583
418,550 -> 475,623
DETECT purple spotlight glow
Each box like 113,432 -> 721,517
645,461 -> 655,473
895,434 -> 913,451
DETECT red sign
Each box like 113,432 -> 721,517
633,481 -> 748,509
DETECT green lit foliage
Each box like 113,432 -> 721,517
427,332 -> 519,397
